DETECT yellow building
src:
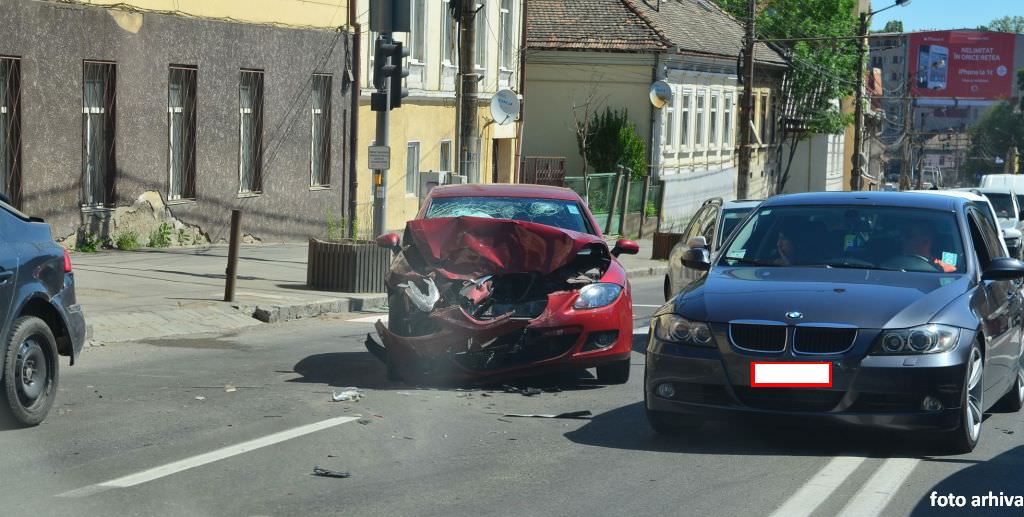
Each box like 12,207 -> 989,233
64,0 -> 350,28
352,0 -> 523,235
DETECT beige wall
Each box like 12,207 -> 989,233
523,55 -> 654,176
58,0 -> 350,28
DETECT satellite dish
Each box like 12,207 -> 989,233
490,89 -> 521,125
649,80 -> 673,108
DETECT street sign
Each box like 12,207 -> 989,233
368,145 -> 390,170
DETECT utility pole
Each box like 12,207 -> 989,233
899,91 -> 912,190
850,11 -> 868,191
736,0 -> 755,200
457,0 -> 481,183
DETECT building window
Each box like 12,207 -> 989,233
663,102 -> 675,149
890,72 -> 899,81
695,90 -> 706,147
439,140 -> 452,171
709,93 -> 719,146
475,1 -> 487,69
892,55 -> 900,64
758,93 -> 768,145
0,58 -> 21,207
409,0 -> 426,62
872,56 -> 883,68
723,92 -> 733,148
310,74 -> 332,187
680,90 -> 691,149
499,0 -> 514,70
441,0 -> 456,65
168,66 -> 197,200
406,142 -> 420,194
239,70 -> 264,194
83,61 -> 116,207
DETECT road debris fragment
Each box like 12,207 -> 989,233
504,411 -> 592,419
194,396 -> 206,401
331,387 -> 364,402
312,466 -> 351,478
224,384 -> 237,393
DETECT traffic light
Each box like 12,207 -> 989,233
382,40 -> 409,109
371,37 -> 409,111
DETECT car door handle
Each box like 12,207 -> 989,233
0,270 -> 11,284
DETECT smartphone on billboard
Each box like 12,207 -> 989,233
928,45 -> 948,91
917,45 -> 931,89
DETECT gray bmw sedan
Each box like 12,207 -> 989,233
645,192 -> 1024,453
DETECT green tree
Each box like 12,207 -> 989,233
715,0 -> 859,192
966,69 -> 1024,173
577,108 -> 648,179
979,16 -> 1024,33
872,19 -> 905,33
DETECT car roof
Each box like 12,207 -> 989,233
761,191 -> 961,211
723,199 -> 762,210
972,186 -> 1017,196
427,183 -> 583,201
914,189 -> 988,202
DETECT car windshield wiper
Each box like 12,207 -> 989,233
803,261 -> 901,272
723,257 -> 778,267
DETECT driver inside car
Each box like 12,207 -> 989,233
901,220 -> 957,273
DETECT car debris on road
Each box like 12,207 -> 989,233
312,467 -> 351,479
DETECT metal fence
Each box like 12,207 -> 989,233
519,156 -> 566,186
564,173 -> 661,234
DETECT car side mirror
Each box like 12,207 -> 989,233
612,239 -> 639,257
981,257 -> 1024,281
686,235 -> 708,249
682,247 -> 711,271
375,233 -> 401,253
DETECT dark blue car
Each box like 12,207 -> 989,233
646,192 -> 1024,453
0,197 -> 86,426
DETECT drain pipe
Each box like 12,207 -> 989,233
347,2 -> 361,238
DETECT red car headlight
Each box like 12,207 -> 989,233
572,283 -> 623,309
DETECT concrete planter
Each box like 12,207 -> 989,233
650,232 -> 683,261
306,238 -> 390,293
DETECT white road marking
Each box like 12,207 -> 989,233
57,416 -> 360,498
347,314 -> 388,323
769,456 -> 867,517
633,327 -> 649,335
632,304 -> 663,308
836,458 -> 920,517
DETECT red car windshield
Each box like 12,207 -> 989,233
425,196 -> 593,234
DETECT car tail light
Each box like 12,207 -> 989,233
63,248 -> 73,273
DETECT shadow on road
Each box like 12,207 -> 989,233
910,445 -> 1024,516
289,350 -> 617,393
565,401 -> 945,458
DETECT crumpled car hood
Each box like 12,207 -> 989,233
404,216 -> 607,279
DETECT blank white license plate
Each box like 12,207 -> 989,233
751,362 -> 832,388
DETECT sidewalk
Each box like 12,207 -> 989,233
73,239 -> 666,344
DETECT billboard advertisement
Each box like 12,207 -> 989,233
908,31 -> 1016,99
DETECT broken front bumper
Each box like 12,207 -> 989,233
372,289 -> 633,381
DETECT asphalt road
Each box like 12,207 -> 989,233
2,276 -> 1023,516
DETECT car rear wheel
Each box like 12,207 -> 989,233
385,294 -> 406,382
939,343 -> 984,454
2,316 -> 59,427
596,359 -> 630,384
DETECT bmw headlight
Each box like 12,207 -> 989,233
573,283 -> 623,309
653,314 -> 714,347
873,324 -> 959,355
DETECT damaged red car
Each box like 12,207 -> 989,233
365,184 -> 639,384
